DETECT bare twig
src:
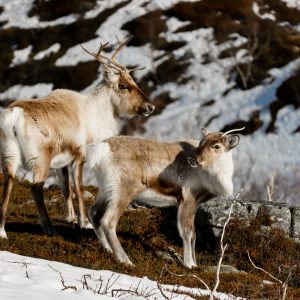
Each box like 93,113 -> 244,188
48,265 -> 77,291
112,280 -> 158,299
104,273 -> 120,294
247,252 -> 297,300
161,266 -> 210,292
267,172 -> 277,202
157,280 -> 177,300
2,260 -> 32,279
210,187 -> 244,299
22,262 -> 29,278
80,274 -> 92,290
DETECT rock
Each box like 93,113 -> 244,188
196,198 -> 298,242
156,251 -> 175,263
257,205 -> 291,235
291,207 -> 300,241
204,264 -> 247,274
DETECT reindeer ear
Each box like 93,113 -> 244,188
223,134 -> 240,149
102,65 -> 119,83
201,127 -> 209,136
199,127 -> 209,144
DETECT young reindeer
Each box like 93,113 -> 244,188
86,127 -> 243,269
0,36 -> 155,238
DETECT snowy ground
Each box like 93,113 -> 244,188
0,251 -> 238,300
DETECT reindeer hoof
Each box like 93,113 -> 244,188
0,229 -> 8,239
65,215 -> 78,224
185,262 -> 197,269
80,219 -> 93,229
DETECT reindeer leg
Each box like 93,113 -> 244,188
57,166 -> 77,223
100,198 -> 134,266
89,197 -> 112,252
0,153 -> 21,238
71,157 -> 92,229
94,184 -> 137,266
0,172 -> 14,239
31,158 -> 56,236
177,191 -> 197,269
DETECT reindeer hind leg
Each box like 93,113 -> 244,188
0,147 -> 21,238
71,157 -> 92,229
57,166 -> 77,224
89,197 -> 112,252
31,156 -> 56,236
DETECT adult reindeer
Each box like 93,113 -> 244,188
86,127 -> 243,268
0,36 -> 155,238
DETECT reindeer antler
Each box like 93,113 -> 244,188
81,35 -> 145,74
221,127 -> 245,136
81,41 -> 121,72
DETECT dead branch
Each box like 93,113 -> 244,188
48,264 -> 77,291
267,172 -> 277,202
210,187 -> 244,299
80,274 -> 92,290
247,252 -> 297,300
112,280 -> 158,299
3,260 -> 32,279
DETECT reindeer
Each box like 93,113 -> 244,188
86,128 -> 243,268
0,36 -> 155,238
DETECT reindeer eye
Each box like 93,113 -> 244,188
213,144 -> 220,150
119,82 -> 129,90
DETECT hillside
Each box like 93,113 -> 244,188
0,178 -> 299,299
0,0 -> 300,203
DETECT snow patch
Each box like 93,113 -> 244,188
252,2 -> 276,21
0,251 -> 237,300
34,43 -> 61,60
0,84 -> 53,101
10,45 -> 32,67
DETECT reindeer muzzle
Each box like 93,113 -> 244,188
187,156 -> 199,168
138,103 -> 155,117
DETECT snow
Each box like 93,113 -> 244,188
0,251 -> 237,300
281,0 -> 300,9
34,43 -> 61,61
0,84 -> 53,101
0,0 -> 78,29
10,45 -> 32,67
252,2 -> 276,21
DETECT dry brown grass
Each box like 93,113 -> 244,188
0,175 -> 300,298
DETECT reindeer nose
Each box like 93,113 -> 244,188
138,103 -> 155,117
146,103 -> 155,114
187,156 -> 199,168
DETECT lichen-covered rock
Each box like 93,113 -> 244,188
291,207 -> 300,241
196,198 -> 297,241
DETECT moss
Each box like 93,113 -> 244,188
0,178 -> 300,298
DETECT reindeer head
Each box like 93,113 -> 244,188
187,127 -> 243,169
82,36 -> 155,118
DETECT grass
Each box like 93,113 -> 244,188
0,175 -> 300,299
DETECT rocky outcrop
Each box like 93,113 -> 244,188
196,198 -> 300,242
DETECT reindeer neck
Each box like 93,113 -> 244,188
84,83 -> 121,142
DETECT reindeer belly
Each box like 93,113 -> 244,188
50,151 -> 74,168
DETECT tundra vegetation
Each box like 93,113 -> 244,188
0,175 -> 299,299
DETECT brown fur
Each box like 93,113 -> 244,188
88,133 -> 239,268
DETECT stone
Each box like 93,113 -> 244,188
291,207 -> 300,241
196,198 -> 298,242
204,264 -> 247,274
